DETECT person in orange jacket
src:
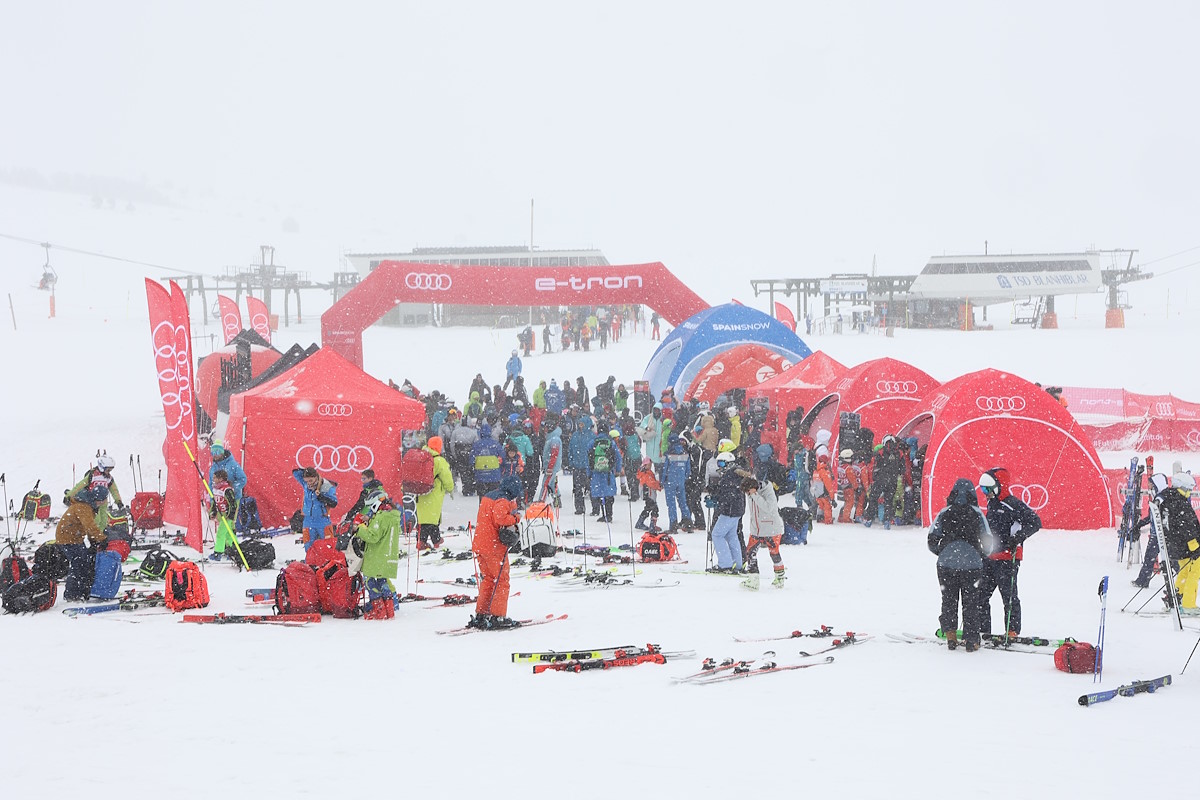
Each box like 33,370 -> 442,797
837,450 -> 863,523
813,455 -> 837,524
469,476 -> 524,630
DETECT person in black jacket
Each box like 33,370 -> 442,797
708,452 -> 748,572
1133,471 -> 1200,610
343,469 -> 385,524
927,478 -> 993,652
978,468 -> 1042,637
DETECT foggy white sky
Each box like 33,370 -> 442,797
3,1 -> 1199,303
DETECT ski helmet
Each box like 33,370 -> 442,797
96,454 -> 116,470
365,489 -> 389,516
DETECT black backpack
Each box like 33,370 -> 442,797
139,547 -> 178,581
233,540 -> 276,572
32,542 -> 69,581
236,496 -> 263,533
2,573 -> 57,614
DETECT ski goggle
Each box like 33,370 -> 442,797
978,473 -> 998,494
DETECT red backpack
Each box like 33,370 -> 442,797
305,538 -> 346,569
315,559 -> 364,618
2,544 -> 30,592
164,562 -> 210,612
400,448 -> 436,495
1054,641 -> 1097,674
638,532 -> 679,562
275,562 -> 321,615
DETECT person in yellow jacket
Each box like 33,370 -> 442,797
66,453 -> 123,530
727,406 -> 743,450
416,436 -> 455,550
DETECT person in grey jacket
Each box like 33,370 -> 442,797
927,478 -> 993,651
742,477 -> 787,589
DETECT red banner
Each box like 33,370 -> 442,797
145,279 -> 204,552
246,295 -> 272,344
774,301 -> 796,332
217,294 -> 243,345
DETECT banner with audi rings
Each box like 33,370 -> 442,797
217,294 -> 243,346
246,295 -> 272,345
1059,386 -> 1200,452
145,279 -> 205,552
321,261 -> 711,368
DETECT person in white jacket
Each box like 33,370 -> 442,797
741,477 -> 787,589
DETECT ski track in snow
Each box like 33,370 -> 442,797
2,188 -> 1200,797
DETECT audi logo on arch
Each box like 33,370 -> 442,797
295,445 -> 374,472
976,396 -> 1027,413
317,403 -> 354,417
404,273 -> 453,290
1009,483 -> 1049,511
1155,402 -> 1175,416
875,380 -> 919,395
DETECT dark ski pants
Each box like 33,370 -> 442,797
979,557 -> 1021,635
937,566 -> 982,645
686,481 -> 705,528
1136,533 -> 1159,586
571,468 -> 588,514
62,543 -> 92,600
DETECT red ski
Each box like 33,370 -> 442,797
733,625 -> 842,643
437,613 -> 568,636
533,650 -> 667,674
182,612 -> 321,625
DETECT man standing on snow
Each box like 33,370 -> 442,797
927,478 -> 993,652
978,467 -> 1042,637
503,350 -> 522,391
469,477 -> 524,630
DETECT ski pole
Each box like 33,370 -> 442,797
137,455 -> 143,493
1182,632 -> 1200,675
0,473 -> 10,544
181,439 -> 249,571
1095,576 -> 1109,682
129,455 -> 138,495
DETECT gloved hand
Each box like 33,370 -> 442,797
1189,539 -> 1199,553
704,496 -> 717,509
353,514 -> 367,528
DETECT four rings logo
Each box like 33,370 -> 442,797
296,445 -> 374,472
250,311 -> 270,338
221,312 -> 240,339
151,319 -> 195,441
405,273 -> 452,290
1155,401 -> 1175,416
976,396 -> 1027,413
876,380 -> 918,395
1009,483 -> 1049,511
317,403 -> 353,417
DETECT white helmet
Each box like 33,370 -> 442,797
96,454 -> 116,470
726,406 -> 739,417
715,452 -> 735,466
365,489 -> 389,516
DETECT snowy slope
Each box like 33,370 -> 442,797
2,184 -> 1199,798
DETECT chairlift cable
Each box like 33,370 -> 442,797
0,231 -> 193,274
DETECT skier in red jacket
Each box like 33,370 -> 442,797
469,476 -> 524,630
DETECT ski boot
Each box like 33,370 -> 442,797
964,639 -> 980,653
491,616 -> 522,630
363,598 -> 395,620
467,614 -> 495,630
944,630 -> 958,651
771,570 -> 786,589
741,574 -> 760,591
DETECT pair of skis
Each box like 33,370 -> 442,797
533,650 -> 668,674
513,643 -> 696,664
733,624 -> 843,643
436,613 -> 568,636
182,612 -> 320,626
678,655 -> 836,684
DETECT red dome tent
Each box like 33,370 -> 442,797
801,357 -> 940,454
684,344 -> 794,406
224,348 -> 426,527
897,368 -> 1113,530
746,351 -> 848,457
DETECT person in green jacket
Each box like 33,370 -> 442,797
356,489 -> 403,620
416,436 -> 455,550
66,453 -> 123,530
532,381 -> 547,410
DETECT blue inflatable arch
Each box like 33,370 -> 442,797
642,304 -> 812,397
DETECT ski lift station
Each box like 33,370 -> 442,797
751,249 -> 1148,331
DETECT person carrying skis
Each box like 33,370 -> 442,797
354,489 -> 403,620
208,440 -> 247,500
470,476 -> 524,630
742,476 -> 787,589
1132,471 -> 1200,611
978,467 -> 1042,637
66,453 -> 123,531
206,469 -> 240,561
416,437 -> 454,550
56,487 -> 108,601
292,467 -> 338,551
927,478 -> 994,652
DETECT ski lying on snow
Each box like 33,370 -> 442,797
554,576 -> 680,590
1079,675 -> 1171,707
733,625 -> 842,643
688,655 -> 836,684
437,613 -> 568,636
672,652 -> 776,684
513,643 -> 695,664
181,612 -> 321,626
935,629 -> 1075,647
887,632 -> 1048,654
533,651 -> 667,674
797,633 -> 872,656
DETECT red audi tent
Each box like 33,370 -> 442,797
224,348 -> 426,527
685,344 -> 794,406
897,368 -> 1112,530
746,351 -> 848,456
801,357 -> 940,454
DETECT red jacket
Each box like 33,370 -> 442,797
473,494 -> 520,555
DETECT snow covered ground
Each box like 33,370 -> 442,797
2,185 -> 1200,797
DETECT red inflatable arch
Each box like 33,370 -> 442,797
322,261 -> 709,368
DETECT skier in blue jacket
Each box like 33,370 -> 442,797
568,418 -> 597,515
503,350 -> 522,391
292,467 -> 338,551
209,440 -> 247,500
472,422 -> 505,496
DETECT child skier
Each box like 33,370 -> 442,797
354,489 -> 403,620
206,469 -> 239,561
